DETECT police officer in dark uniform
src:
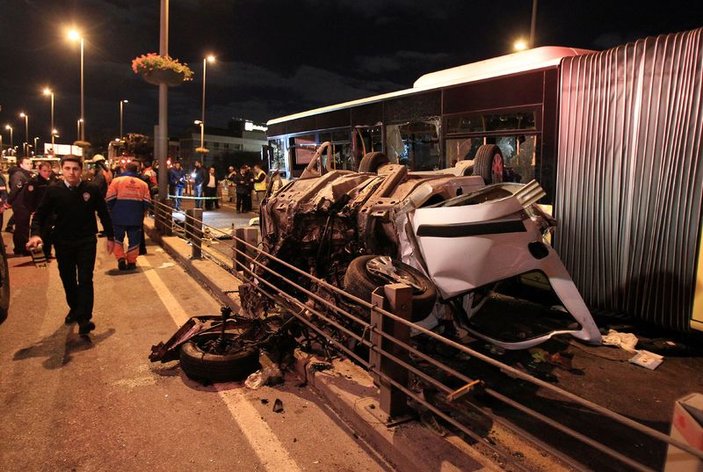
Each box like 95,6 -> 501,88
8,156 -> 34,256
26,156 -> 114,335
25,162 -> 57,259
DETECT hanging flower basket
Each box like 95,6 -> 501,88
132,53 -> 194,87
142,68 -> 188,87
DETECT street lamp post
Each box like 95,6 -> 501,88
77,119 -> 83,141
19,113 -> 29,157
201,55 -> 215,139
5,125 -> 13,152
119,99 -> 128,139
68,29 -> 85,142
194,120 -> 204,150
43,87 -> 55,148
33,137 -> 39,156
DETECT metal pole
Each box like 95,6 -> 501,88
201,57 -> 206,145
8,127 -> 12,150
200,122 -> 204,149
157,0 -> 169,207
24,115 -> 28,157
50,92 -> 54,148
80,37 -> 85,141
529,0 -> 538,48
119,100 -> 124,139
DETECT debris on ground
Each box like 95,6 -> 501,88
273,398 -> 284,413
628,350 -> 664,370
245,351 -> 284,389
529,348 -> 575,371
602,329 -> 638,352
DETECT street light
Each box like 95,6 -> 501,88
5,125 -> 13,151
67,28 -> 86,142
19,112 -> 29,157
33,137 -> 39,156
201,54 -> 216,141
194,120 -> 206,153
77,118 -> 83,141
43,87 -> 55,148
119,99 -> 128,139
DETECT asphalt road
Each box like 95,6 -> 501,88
0,231 -> 390,471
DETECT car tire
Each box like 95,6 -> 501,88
0,242 -> 9,325
343,255 -> 437,321
358,152 -> 390,173
179,332 -> 260,383
473,144 -> 504,184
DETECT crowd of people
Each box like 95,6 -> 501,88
169,162 -> 274,213
1,154 -> 289,337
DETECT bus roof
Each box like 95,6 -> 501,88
267,46 -> 595,126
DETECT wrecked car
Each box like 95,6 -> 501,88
247,142 -> 601,350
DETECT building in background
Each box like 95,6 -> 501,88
179,118 -> 267,175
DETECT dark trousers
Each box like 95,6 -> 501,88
12,207 -> 31,255
236,192 -> 248,213
56,239 -> 97,323
204,186 -> 219,210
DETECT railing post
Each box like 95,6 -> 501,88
185,207 -> 203,259
370,283 -> 412,421
158,199 -> 173,236
233,226 -> 260,274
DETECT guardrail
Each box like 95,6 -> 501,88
149,197 -> 703,472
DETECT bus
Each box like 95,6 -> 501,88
266,27 -> 703,332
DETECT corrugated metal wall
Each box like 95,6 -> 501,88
555,28 -> 703,330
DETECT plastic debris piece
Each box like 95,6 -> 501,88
629,350 -> 663,370
273,398 -> 284,413
245,370 -> 265,390
602,329 -> 638,352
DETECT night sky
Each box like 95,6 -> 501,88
0,0 -> 702,147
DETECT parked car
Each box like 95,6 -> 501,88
246,143 -> 601,350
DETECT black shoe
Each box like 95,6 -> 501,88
78,321 -> 96,335
126,262 -> 137,270
65,312 -> 77,325
118,258 -> 127,271
138,248 -> 147,256
4,227 -> 13,233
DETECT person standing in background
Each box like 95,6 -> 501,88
25,162 -> 57,260
191,160 -> 207,209
168,161 -> 187,210
105,162 -> 151,271
204,166 -> 219,210
8,156 -> 34,256
253,164 -> 267,208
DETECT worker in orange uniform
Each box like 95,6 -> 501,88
105,162 -> 151,271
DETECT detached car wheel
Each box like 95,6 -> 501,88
358,152 -> 390,173
473,144 -> 504,184
179,332 -> 260,383
343,255 -> 437,321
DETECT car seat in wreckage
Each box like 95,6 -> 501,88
411,180 -> 602,350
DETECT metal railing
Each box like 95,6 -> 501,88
148,196 -> 703,472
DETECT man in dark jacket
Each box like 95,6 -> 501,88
168,161 -> 187,210
191,160 -> 208,209
26,156 -> 114,336
25,162 -> 57,259
8,156 -> 34,256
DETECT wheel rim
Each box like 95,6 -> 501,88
492,154 -> 504,183
366,256 -> 426,293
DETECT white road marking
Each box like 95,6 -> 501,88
139,257 -> 301,472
